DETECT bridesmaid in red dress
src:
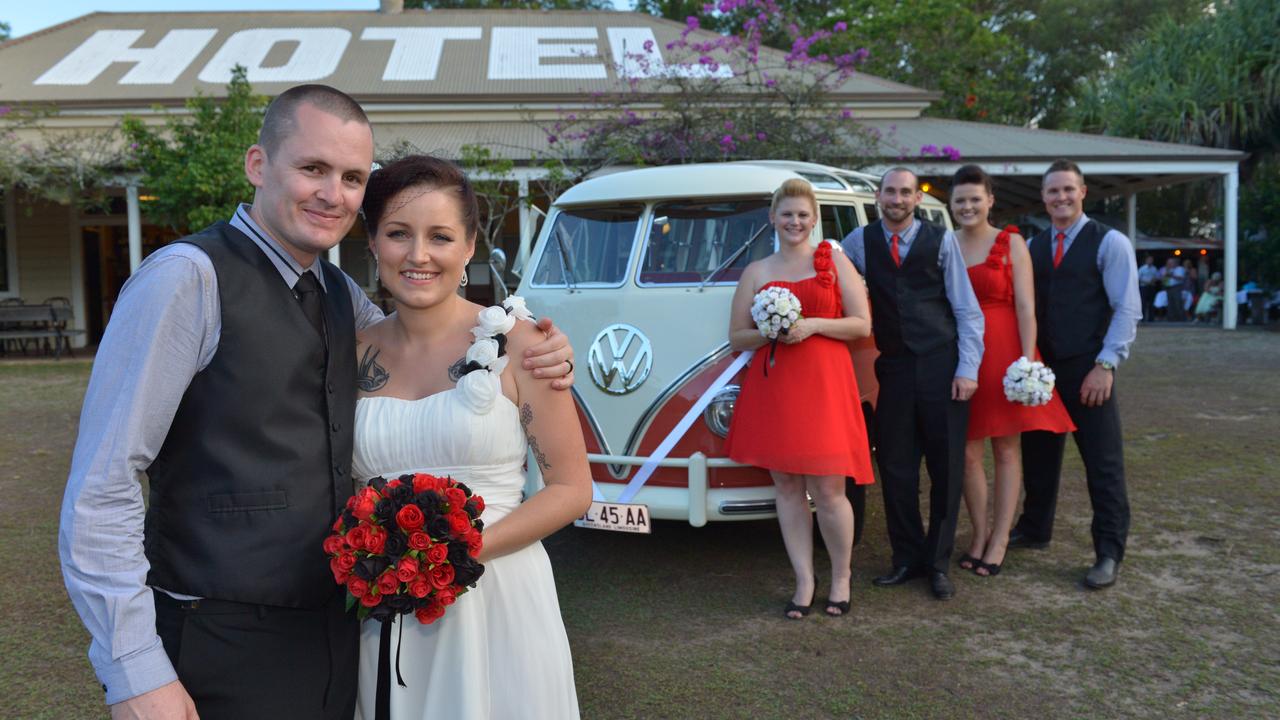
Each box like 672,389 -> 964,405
949,165 -> 1075,577
724,179 -> 875,618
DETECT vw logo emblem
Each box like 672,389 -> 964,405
587,323 -> 653,395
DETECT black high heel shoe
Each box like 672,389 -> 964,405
783,577 -> 818,620
824,599 -> 851,617
975,560 -> 1003,577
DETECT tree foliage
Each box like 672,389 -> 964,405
1241,157 -> 1280,286
121,66 -> 269,232
635,0 -> 1206,127
404,0 -> 613,8
1,20 -> 10,42
1070,0 -> 1278,165
0,105 -> 122,208
825,0 -> 1035,124
459,144 -> 520,257
1070,0 -> 1280,285
539,1 -> 884,167
991,0 -> 1206,128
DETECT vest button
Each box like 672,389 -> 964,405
327,382 -> 335,394
331,421 -> 340,432
334,464 -> 345,476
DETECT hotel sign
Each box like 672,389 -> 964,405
33,26 -> 733,86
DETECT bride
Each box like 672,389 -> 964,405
351,155 -> 592,719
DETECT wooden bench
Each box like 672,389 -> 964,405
0,305 -> 86,359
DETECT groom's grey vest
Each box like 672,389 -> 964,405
863,220 -> 957,357
1030,220 -> 1112,362
144,222 -> 357,608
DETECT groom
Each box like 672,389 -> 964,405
59,85 -> 574,720
1011,159 -> 1140,589
842,168 -> 984,600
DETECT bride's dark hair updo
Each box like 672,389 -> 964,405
362,154 -> 480,242
950,164 -> 994,196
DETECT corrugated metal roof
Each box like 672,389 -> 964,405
0,10 -> 935,107
866,118 -> 1243,162
375,121 -> 553,159
368,116 -> 1244,167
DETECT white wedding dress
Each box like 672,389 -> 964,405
351,309 -> 580,720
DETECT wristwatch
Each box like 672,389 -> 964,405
1095,359 -> 1116,372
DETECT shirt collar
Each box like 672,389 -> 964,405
1055,213 -> 1090,243
880,218 -> 921,244
229,204 -> 327,291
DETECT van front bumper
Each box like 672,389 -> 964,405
586,452 -> 777,527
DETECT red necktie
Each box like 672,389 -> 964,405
1053,232 -> 1065,268
890,234 -> 902,267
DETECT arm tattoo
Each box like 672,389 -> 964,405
357,346 -> 390,392
520,402 -> 552,472
448,357 -> 468,382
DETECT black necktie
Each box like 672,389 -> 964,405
295,270 -> 327,345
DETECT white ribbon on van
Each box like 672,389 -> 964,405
615,349 -> 755,504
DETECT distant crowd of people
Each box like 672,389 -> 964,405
1138,254 -> 1224,323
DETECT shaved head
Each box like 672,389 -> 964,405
258,84 -> 369,156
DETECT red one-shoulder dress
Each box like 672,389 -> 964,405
966,226 -> 1075,440
724,243 -> 875,482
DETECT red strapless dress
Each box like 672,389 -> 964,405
966,226 -> 1075,440
724,244 -> 875,482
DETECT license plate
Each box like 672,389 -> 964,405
574,501 -> 651,534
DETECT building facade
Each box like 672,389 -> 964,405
0,8 -> 1246,341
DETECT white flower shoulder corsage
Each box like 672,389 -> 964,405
457,296 -> 532,413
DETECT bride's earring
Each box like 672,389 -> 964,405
460,271 -> 469,288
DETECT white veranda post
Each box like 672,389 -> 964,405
1223,168 -> 1238,329
1125,193 -> 1137,249
126,184 -> 142,274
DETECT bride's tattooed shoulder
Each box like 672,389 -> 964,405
357,346 -> 390,392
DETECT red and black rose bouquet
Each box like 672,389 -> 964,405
325,473 -> 485,625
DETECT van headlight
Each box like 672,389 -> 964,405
703,385 -> 740,438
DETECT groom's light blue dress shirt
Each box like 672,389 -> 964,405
58,206 -> 382,704
1046,213 -> 1142,367
841,218 -> 985,381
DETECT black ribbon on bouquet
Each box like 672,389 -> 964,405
763,329 -> 788,378
375,618 -> 408,720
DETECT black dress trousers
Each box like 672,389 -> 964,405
1018,353 -> 1130,561
154,588 -> 359,720
872,345 -> 970,573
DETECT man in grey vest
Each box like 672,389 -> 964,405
842,168 -> 984,600
1010,159 -> 1141,589
59,85 -> 574,720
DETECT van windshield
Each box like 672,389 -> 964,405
639,198 -> 773,285
531,205 -> 643,287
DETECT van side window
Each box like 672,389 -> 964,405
820,204 -> 860,240
531,205 -> 643,287
639,198 -> 772,285
862,203 -> 880,223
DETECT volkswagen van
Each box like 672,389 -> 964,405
516,161 -> 952,530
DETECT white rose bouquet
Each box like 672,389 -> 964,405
751,287 -> 803,340
1002,356 -> 1056,407
750,287 -> 803,375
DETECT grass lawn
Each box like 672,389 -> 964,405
3,325 -> 1277,719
